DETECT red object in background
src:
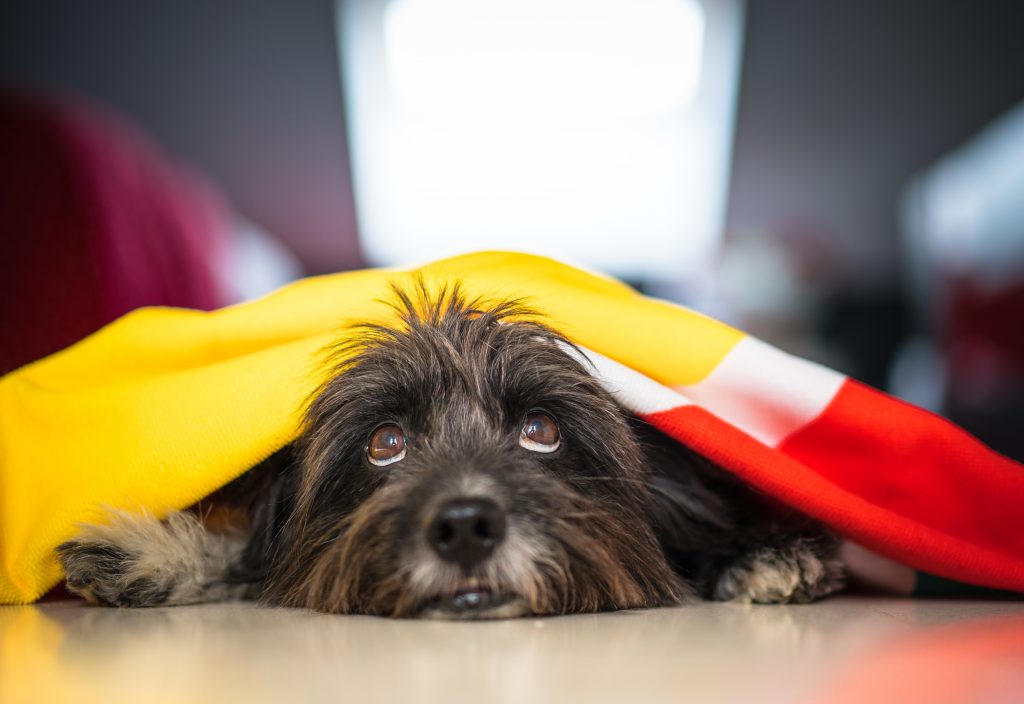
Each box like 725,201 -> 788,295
0,93 -> 228,375
945,278 -> 1024,402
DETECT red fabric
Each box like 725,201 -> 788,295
0,94 -> 227,375
643,379 -> 1024,591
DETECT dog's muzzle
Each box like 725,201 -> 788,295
422,496 -> 519,617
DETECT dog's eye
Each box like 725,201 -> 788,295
519,412 -> 560,453
367,424 -> 406,466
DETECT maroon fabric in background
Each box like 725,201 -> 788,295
946,279 -> 1024,379
0,93 -> 228,375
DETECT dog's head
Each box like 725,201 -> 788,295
264,284 -> 688,618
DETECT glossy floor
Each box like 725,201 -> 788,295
2,597 -> 1023,703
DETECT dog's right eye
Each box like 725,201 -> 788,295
367,424 -> 406,466
519,412 -> 560,453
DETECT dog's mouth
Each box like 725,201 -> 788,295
419,578 -> 525,619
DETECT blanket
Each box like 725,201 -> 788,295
2,251 -> 1022,604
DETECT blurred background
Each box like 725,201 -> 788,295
1,0 -> 1022,458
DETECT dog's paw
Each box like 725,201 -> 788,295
713,542 -> 844,604
57,538 -> 173,607
58,511 -> 251,607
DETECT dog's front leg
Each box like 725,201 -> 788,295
57,511 -> 251,607
711,533 -> 845,604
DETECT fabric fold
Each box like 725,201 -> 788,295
2,251 -> 1021,604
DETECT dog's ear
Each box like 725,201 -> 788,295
629,417 -> 737,557
215,446 -> 300,589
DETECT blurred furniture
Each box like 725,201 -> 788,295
0,93 -> 228,375
900,100 -> 1024,459
0,93 -> 306,376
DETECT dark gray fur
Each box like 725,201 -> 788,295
58,283 -> 843,616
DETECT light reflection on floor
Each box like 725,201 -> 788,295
1,597 -> 1022,703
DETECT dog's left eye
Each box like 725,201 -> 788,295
367,424 -> 407,466
519,412 -> 560,453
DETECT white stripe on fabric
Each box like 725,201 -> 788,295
562,343 -> 692,416
676,336 -> 846,447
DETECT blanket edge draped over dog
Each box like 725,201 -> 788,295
2,251 -> 1022,603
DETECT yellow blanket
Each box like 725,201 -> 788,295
0,251 -> 741,603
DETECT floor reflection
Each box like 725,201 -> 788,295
809,612 -> 1024,704
1,597 -> 1021,704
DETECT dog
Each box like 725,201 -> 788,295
57,283 -> 843,618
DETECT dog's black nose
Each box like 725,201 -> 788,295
428,497 -> 507,569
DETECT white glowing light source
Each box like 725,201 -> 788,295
338,0 -> 744,280
383,0 -> 705,119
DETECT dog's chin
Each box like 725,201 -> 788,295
416,579 -> 529,620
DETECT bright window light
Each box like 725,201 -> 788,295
338,0 -> 744,282
383,0 -> 705,119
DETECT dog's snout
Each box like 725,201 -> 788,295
428,497 -> 507,569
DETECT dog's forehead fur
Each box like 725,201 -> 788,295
301,284 -> 642,488
333,293 -> 604,421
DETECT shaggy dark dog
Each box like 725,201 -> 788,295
58,285 -> 843,618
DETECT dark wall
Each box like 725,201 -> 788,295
0,0 -> 362,274
727,0 -> 1024,289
